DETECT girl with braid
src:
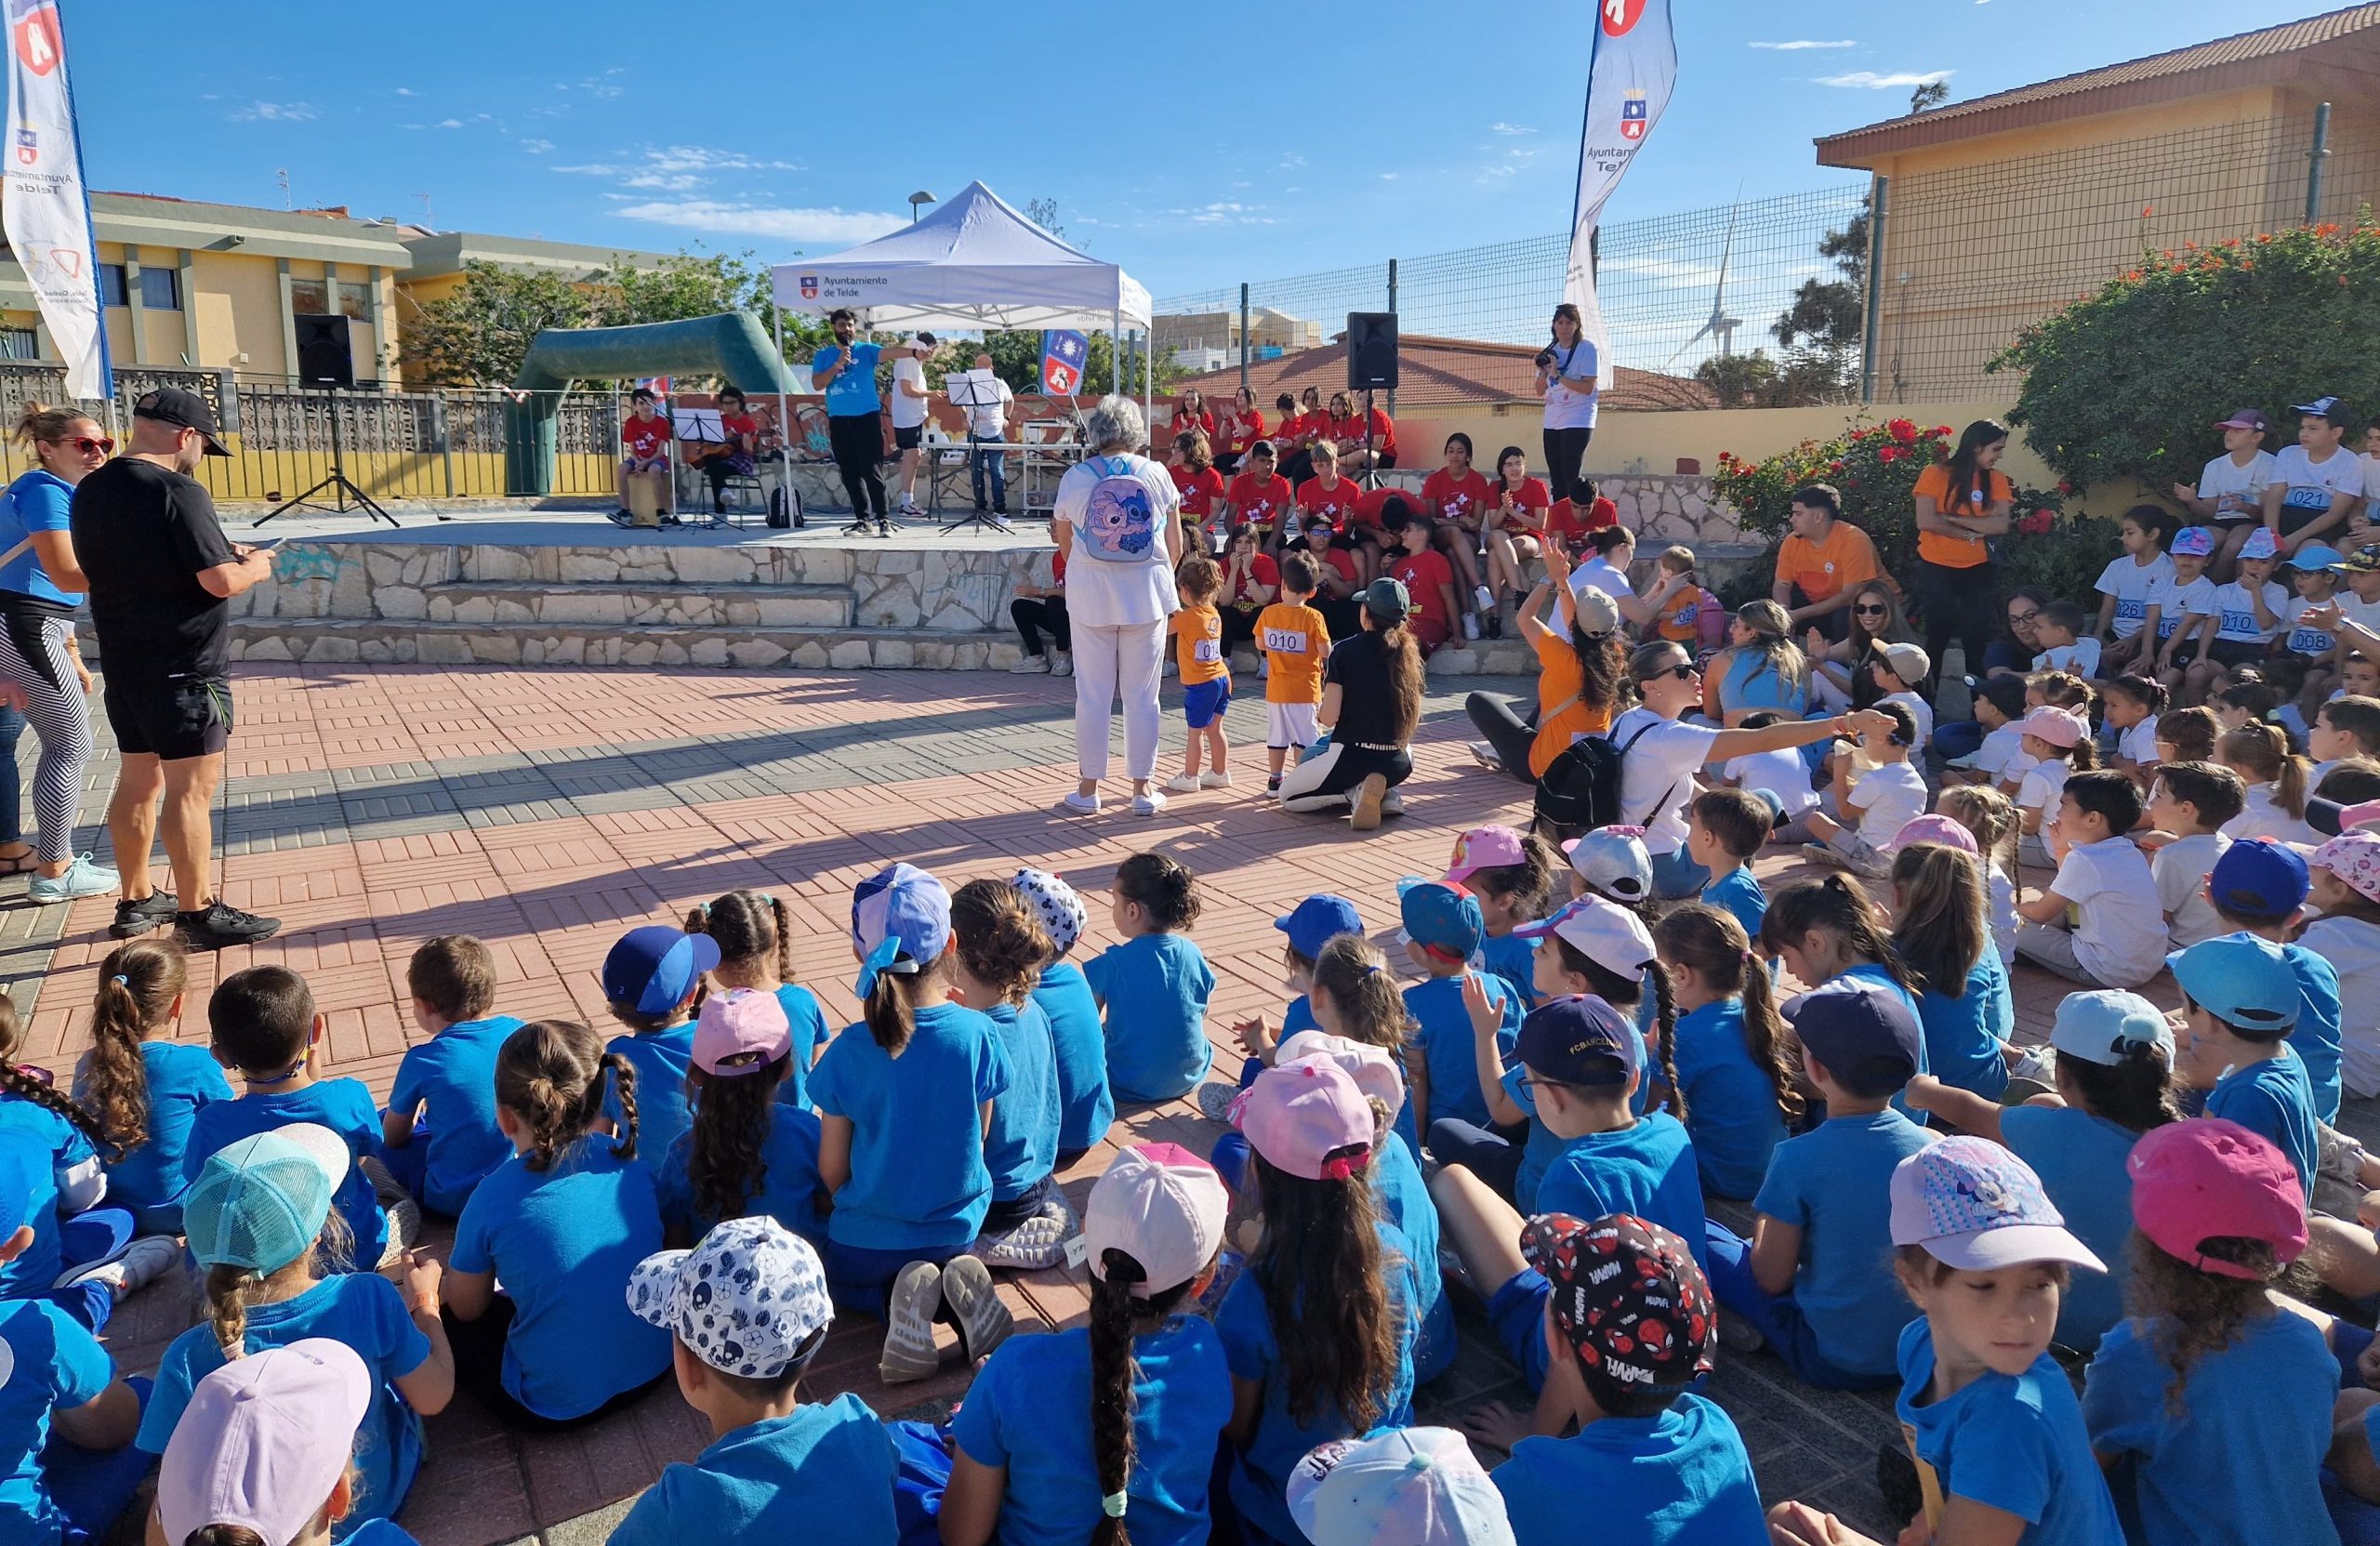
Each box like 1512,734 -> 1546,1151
73,936 -> 231,1236
1652,904 -> 1800,1201
136,1123 -> 452,1537
686,888 -> 830,1109
940,1145 -> 1233,1546
442,1020 -> 671,1431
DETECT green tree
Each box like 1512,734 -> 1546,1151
1767,198 -> 1870,403
1910,79 -> 1949,112
1694,350 -> 1781,408
400,260 -> 589,387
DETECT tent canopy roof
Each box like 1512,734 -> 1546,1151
769,181 -> 1151,332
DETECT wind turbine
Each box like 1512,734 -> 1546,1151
1666,195 -> 1745,368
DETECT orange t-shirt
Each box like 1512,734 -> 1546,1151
1657,583 -> 1708,642
1170,604 -> 1228,685
1775,521 -> 1881,604
1256,600 -> 1329,705
1913,464 -> 2015,569
1527,631 -> 1615,778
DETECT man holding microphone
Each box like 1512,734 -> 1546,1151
812,309 -> 890,532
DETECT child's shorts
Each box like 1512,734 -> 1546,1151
1266,700 -> 1318,750
1183,677 -> 1232,729
622,455 -> 667,474
2161,639 -> 2200,669
2206,637 -> 2268,668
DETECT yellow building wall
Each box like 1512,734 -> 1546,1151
189,251 -> 288,376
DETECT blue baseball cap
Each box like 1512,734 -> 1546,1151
603,925 -> 721,1018
0,1134 -> 38,1242
185,1128 -> 344,1273
1276,894 -> 1366,962
2169,933 -> 2300,1037
1399,882 -> 1483,959
2290,543 -> 2348,572
851,862 -> 953,965
1515,994 -> 1639,1087
2206,839 -> 2308,920
2294,395 -> 2348,421
1786,977 -> 1923,1097
2049,989 -> 2175,1067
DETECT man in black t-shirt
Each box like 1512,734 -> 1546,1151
72,388 -> 280,946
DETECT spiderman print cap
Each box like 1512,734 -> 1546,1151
1520,1212 -> 1715,1390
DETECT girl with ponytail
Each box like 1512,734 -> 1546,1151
138,1124 -> 451,1533
154,1341 -> 390,1546
657,987 -> 826,1249
1759,875 -> 1921,1012
1652,903 -> 1800,1200
443,1019 -> 672,1431
685,888 -> 829,1108
71,937 -> 230,1236
1888,841 -> 2016,1103
2215,720 -> 2320,846
948,879 -> 1068,1268
941,1144 -> 1234,1546
811,863 -> 1012,1386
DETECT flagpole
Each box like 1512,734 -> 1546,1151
53,0 -> 110,404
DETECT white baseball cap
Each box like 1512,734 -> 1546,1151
1287,1428 -> 1516,1546
1083,1144 -> 1228,1298
1277,1030 -> 1406,1117
1514,894 -> 1655,982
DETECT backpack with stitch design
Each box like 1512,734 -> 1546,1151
1076,457 -> 1161,563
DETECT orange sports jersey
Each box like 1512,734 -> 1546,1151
1170,603 -> 1228,685
1657,584 -> 1708,642
1255,600 -> 1329,704
621,415 -> 670,460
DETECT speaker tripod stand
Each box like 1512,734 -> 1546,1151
255,390 -> 401,529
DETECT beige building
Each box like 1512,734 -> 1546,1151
1153,305 -> 1325,365
1818,4 -> 2380,401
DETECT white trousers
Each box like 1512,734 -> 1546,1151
1072,619 -> 1167,782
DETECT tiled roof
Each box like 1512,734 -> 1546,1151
1167,332 -> 1714,411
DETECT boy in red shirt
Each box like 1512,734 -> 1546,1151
1382,502 -> 1460,655
617,387 -> 673,519
1544,474 -> 1620,560
1164,555 -> 1233,792
1224,440 -> 1295,548
1297,442 -> 1375,583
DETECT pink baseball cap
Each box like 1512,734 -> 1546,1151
1230,1056 -> 1376,1181
1445,825 -> 1527,884
692,985 -> 792,1074
157,1339 -> 373,1546
1889,1136 -> 2105,1274
2313,832 -> 2380,905
2015,705 -> 2089,749
1084,1143 -> 1229,1298
1514,894 -> 1655,983
1278,1030 -> 1407,1117
2127,1117 -> 2307,1278
1893,814 -> 1978,856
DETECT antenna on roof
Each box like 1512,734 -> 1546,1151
275,168 -> 290,211
415,192 -> 433,230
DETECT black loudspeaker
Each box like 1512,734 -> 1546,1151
293,313 -> 355,390
1346,311 -> 1398,390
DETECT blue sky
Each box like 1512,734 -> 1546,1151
66,0 -> 2348,301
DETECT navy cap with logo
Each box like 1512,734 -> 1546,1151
2294,395 -> 2349,423
1515,994 -> 1639,1087
134,387 -> 232,456
1786,976 -> 1923,1097
602,925 -> 721,1018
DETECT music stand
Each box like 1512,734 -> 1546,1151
256,390 -> 399,529
940,371 -> 1013,535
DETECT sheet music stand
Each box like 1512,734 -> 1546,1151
939,372 -> 1014,535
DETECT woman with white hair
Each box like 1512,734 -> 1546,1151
1051,395 -> 1183,816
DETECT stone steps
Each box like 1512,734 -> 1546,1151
416,580 -> 853,629
228,618 -> 1020,670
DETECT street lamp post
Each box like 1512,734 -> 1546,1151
908,190 -> 936,224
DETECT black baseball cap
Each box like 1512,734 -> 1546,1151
133,388 -> 231,456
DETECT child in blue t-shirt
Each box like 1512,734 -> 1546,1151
685,889 -> 830,1111
0,1134 -> 150,1546
2082,1118 -> 2334,1546
1011,868 -> 1113,1164
1445,824 -> 1560,1010
1084,852 -> 1215,1102
185,966 -> 399,1273
948,879 -> 1068,1270
615,1216 -> 900,1545
2172,933 -> 2320,1206
1687,788 -> 1772,940
1907,988 -> 2177,1354
379,934 -> 522,1217
1704,976 -> 1934,1390
1650,905 -> 1797,1201
811,864 -> 1012,1386
2202,838 -> 2345,1123
72,937 -> 231,1237
1216,893 -> 1365,1125
139,1126 -> 453,1536
1769,1139 -> 2120,1546
1888,841 -> 2015,1103
655,988 -> 826,1249
1400,880 -> 1519,1134
601,923 -> 718,1165
941,1144 -> 1234,1546
1482,1214 -> 1765,1546
443,1018 -> 671,1431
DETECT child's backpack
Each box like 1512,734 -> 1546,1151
1697,590 -> 1728,653
1534,717 -> 1665,834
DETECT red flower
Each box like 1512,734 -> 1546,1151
2141,205 -> 2154,218
1879,445 -> 1902,463
1830,459 -> 1845,472
1887,417 -> 1918,444
1930,426 -> 1952,438
2056,481 -> 2073,495
2018,509 -> 2054,535
1717,451 -> 1733,463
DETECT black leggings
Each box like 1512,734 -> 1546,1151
1465,693 -> 1539,785
1909,559 -> 2002,689
1011,596 -> 1070,657
442,1299 -> 668,1433
1543,426 -> 1593,497
1279,740 -> 1412,808
827,412 -> 888,520
1220,604 -> 1263,651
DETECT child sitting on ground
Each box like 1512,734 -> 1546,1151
1653,547 -> 1707,647
2171,934 -> 2320,1206
1008,868 -> 1112,1165
2210,671 -> 2281,733
1256,551 -> 1329,794
1399,881 -> 1519,1138
2094,503 -> 2176,678
1890,841 -> 2015,1103
2012,705 -> 2096,867
1686,787 -> 1772,938
947,880 -> 1069,1269
1935,785 -> 2021,967
1165,555 -> 1233,793
1805,703 -> 1925,879
380,935 -> 522,1218
153,1340 -> 402,1546
618,1217 -> 899,1542
2032,599 -> 2102,678
2102,673 -> 2168,787
1446,825 -> 1560,1009
1703,976 -> 1933,1390
1289,1429 -> 1518,1546
0,1005 -> 155,1335
2015,769 -> 2166,989
2306,833 -> 2380,1103
2200,839 -> 2344,1124
656,988 -> 825,1249
685,889 -> 830,1109
2216,721 -> 2320,846
73,938 -> 228,1240
1652,905 -> 1798,1201
2283,544 -> 2349,718
601,923 -> 715,1165
1560,826 -> 1656,918
2147,760 -> 2242,949
2157,701 -> 2221,765
1943,676 -> 2031,788
1722,710 -> 1823,834
1086,852 -> 1215,1103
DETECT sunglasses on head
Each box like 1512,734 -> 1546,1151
1637,661 -> 1697,684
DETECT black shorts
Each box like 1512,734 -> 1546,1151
104,670 -> 231,760
1374,451 -> 1397,469
2206,637 -> 2267,668
892,423 -> 924,451
2162,640 -> 2200,669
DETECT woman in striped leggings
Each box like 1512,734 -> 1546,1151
0,403 -> 116,903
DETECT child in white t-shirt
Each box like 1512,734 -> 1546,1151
2100,673 -> 2166,788
2149,526 -> 2222,692
2015,770 -> 2165,988
1947,676 -> 2031,787
2174,410 -> 2276,576
1718,709 -> 1819,826
2306,831 -> 2380,1100
2094,505 -> 2176,677
2280,543 -> 2347,717
1804,702 -> 1926,879
2183,526 -> 2289,702
2144,760 -> 2241,950
1937,785 -> 2022,967
2031,600 -> 2101,679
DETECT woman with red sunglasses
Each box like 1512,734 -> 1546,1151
0,403 -> 111,900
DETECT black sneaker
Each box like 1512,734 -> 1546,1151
109,892 -> 178,939
177,900 -> 280,949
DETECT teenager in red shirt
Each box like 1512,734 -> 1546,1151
1216,522 -> 1281,652
1381,500 -> 1459,655
1421,431 -> 1494,636
1173,388 -> 1217,453
1340,389 -> 1398,475
1292,511 -> 1363,638
1280,386 -> 1328,482
1481,444 -> 1552,637
1216,386 -> 1266,474
617,386 -> 673,517
1170,429 -> 1227,550
1224,439 -> 1297,550
684,385 -> 760,516
1296,441 -> 1375,582
1543,473 -> 1620,559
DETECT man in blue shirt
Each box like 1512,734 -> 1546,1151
813,308 -> 891,533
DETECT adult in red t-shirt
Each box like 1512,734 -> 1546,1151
1480,444 -> 1553,635
1340,390 -> 1399,474
1543,474 -> 1620,559
1216,386 -> 1267,473
1386,516 -> 1459,655
1421,432 -> 1494,626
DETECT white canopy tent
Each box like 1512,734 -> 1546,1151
768,180 -> 1154,431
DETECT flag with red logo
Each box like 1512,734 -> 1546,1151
3,1 -> 106,400
1041,330 -> 1088,397
1562,0 -> 1674,390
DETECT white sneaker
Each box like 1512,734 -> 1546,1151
1461,614 -> 1481,641
1379,791 -> 1404,817
65,1235 -> 181,1301
1131,789 -> 1167,816
1010,654 -> 1051,674
1060,790 -> 1101,815
1161,774 -> 1201,794
1468,740 -> 1504,771
1199,771 -> 1232,789
1474,584 -> 1496,613
1051,651 -> 1073,678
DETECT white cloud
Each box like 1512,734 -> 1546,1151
1157,202 -> 1275,227
1278,153 -> 1304,169
434,117 -> 464,128
392,86 -> 416,96
229,100 -> 318,122
1750,39 -> 1856,49
553,145 -> 804,194
1379,172 -> 1399,180
1816,69 -> 1950,88
1489,122 -> 1536,135
611,200 -> 906,244
520,138 -> 555,154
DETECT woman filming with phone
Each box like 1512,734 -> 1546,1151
1540,303 -> 1599,497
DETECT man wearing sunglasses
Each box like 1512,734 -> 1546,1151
71,388 -> 280,948
1770,482 -> 1889,643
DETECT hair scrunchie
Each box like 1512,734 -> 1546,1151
1102,1492 -> 1129,1519
110,974 -> 128,986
